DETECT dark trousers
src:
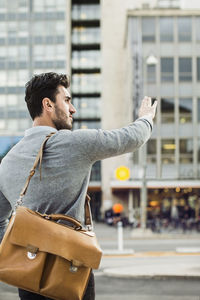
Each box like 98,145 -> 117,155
18,272 -> 95,300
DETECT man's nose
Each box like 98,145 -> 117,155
70,103 -> 76,114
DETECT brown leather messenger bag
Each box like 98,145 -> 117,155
0,132 -> 102,300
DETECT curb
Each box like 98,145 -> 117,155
102,251 -> 200,258
102,269 -> 200,280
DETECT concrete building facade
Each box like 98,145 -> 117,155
101,0 -> 200,222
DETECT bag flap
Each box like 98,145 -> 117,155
10,207 -> 102,269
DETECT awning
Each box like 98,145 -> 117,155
111,180 -> 200,191
88,181 -> 101,192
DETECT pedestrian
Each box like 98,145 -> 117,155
0,72 -> 157,300
170,199 -> 179,229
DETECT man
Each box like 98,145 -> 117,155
0,72 -> 157,300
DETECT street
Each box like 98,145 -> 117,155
1,277 -> 200,300
95,276 -> 200,300
94,222 -> 200,253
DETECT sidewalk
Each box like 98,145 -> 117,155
97,252 -> 200,279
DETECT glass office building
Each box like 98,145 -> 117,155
0,0 -> 67,158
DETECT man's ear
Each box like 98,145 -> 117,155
42,97 -> 54,112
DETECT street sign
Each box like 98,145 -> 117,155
115,166 -> 130,181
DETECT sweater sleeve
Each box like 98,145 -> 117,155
73,117 -> 153,163
0,190 -> 12,242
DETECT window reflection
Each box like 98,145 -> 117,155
72,50 -> 101,69
142,17 -> 155,42
147,139 -> 156,163
161,98 -> 175,123
72,27 -> 100,44
73,121 -> 101,130
198,139 -> 200,162
72,5 -> 100,20
161,58 -> 174,82
160,17 -> 173,42
33,21 -> 65,36
179,58 -> 192,82
72,73 -> 101,94
197,58 -> 200,81
180,139 -> 193,163
0,0 -> 6,10
161,139 -> 175,164
196,17 -> 200,42
90,161 -> 101,181
179,98 -> 192,123
198,98 -> 200,122
178,17 -> 192,42
73,98 -> 101,119
147,65 -> 156,83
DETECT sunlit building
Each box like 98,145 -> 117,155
102,0 -> 200,222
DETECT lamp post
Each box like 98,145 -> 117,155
139,54 -> 158,232
140,157 -> 147,230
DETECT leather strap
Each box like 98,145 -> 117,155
18,132 -> 93,228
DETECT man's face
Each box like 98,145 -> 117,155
52,85 -> 76,130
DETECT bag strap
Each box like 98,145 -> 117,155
15,132 -> 93,229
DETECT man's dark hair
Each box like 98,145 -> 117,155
25,72 -> 70,120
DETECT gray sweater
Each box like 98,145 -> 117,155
0,117 -> 152,241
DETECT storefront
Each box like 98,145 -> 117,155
111,180 -> 200,224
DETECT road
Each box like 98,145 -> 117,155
95,276 -> 200,300
1,277 -> 200,300
94,223 -> 200,252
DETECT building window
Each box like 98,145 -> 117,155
160,17 -> 173,42
147,65 -> 156,83
198,139 -> 200,163
180,139 -> 193,164
198,98 -> 200,122
73,98 -> 101,119
179,98 -> 192,123
178,17 -> 192,42
179,58 -> 192,82
161,58 -> 174,82
161,139 -> 175,164
197,58 -> 200,81
90,161 -> 101,181
161,98 -> 175,123
72,27 -> 100,45
0,71 -> 6,86
147,139 -> 156,163
195,17 -> 200,42
142,17 -> 155,42
0,0 -> 6,10
72,50 -> 101,69
7,119 -> 18,131
73,121 -> 101,130
72,5 -> 100,21
72,73 -> 101,94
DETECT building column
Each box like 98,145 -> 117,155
128,189 -> 134,224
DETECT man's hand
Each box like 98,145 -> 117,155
138,96 -> 157,120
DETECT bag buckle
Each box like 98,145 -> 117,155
27,244 -> 38,260
69,262 -> 78,273
27,252 -> 37,260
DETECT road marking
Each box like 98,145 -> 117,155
103,251 -> 200,258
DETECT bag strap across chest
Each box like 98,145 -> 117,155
15,132 -> 93,229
